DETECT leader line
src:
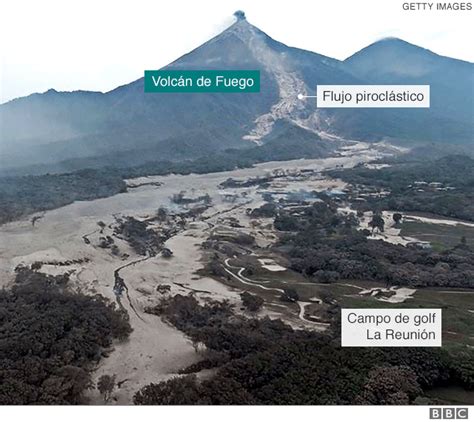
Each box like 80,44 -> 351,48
297,94 -> 317,100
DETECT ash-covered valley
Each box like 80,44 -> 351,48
2,140 -> 474,405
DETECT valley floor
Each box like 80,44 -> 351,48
1,142 -> 472,403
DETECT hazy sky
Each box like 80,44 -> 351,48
1,0 -> 473,103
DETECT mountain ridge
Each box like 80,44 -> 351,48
346,37 -> 474,65
1,14 -> 472,173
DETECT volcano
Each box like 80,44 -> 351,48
1,12 -> 473,172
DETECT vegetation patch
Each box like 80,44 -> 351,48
135,294 -> 473,405
0,269 -> 131,404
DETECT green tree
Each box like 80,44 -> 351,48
240,292 -> 264,313
97,374 -> 116,403
393,213 -> 403,225
369,213 -> 385,233
355,366 -> 421,405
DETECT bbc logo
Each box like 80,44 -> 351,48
430,408 -> 469,419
